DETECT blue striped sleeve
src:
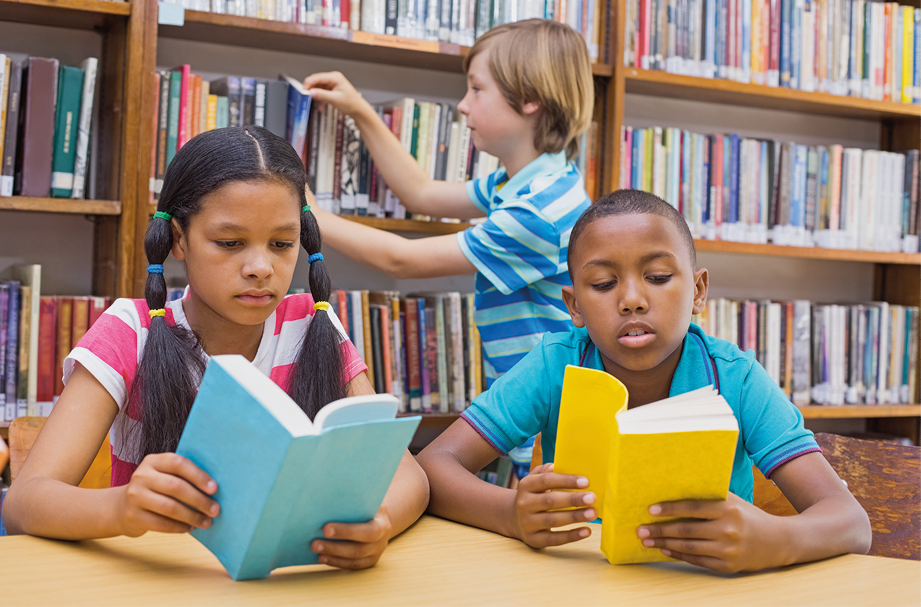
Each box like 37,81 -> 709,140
466,177 -> 491,214
458,204 -> 564,295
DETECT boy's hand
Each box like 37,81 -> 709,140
311,505 -> 394,570
637,492 -> 791,573
116,453 -> 219,537
302,72 -> 373,119
512,463 -> 596,549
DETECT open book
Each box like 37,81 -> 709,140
554,365 -> 739,565
176,355 -> 420,580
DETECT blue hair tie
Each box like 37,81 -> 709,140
147,264 -> 164,274
308,253 -> 324,263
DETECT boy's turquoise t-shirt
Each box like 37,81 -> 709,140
460,323 -> 820,502
457,151 -> 591,386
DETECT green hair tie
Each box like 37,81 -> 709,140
302,204 -> 311,213
153,211 -> 172,221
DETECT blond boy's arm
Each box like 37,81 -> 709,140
303,72 -> 482,220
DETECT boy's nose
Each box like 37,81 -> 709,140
619,282 -> 647,313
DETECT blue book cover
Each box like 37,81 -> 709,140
166,72 -> 182,166
819,146 -> 829,228
729,134 -> 740,225
0,285 -> 7,412
176,355 -> 420,581
417,298 -> 430,412
780,0 -> 792,87
5,281 -> 20,420
791,144 -> 807,229
700,135 -> 710,224
790,0 -> 801,89
280,74 -> 312,162
631,130 -> 641,188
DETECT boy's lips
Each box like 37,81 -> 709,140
617,324 -> 655,348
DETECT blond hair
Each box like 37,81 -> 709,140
463,19 -> 594,161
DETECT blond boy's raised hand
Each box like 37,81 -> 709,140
302,71 -> 374,119
512,463 -> 597,549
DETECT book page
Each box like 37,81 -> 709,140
313,393 -> 400,431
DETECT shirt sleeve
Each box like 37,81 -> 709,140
457,202 -> 564,295
738,360 -> 821,477
466,176 -> 492,215
460,337 -> 553,454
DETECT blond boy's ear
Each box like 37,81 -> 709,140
692,268 -> 709,315
521,100 -> 540,116
561,285 -> 585,328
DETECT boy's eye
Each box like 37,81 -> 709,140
591,280 -> 615,290
216,240 -> 240,248
648,275 -> 672,283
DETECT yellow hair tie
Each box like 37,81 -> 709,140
313,301 -> 330,312
149,309 -> 166,318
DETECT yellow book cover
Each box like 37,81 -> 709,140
902,6 -> 915,103
206,95 -> 218,131
554,366 -> 739,565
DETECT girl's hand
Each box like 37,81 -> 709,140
637,492 -> 790,573
302,72 -> 373,119
311,505 -> 393,570
512,463 -> 596,549
116,453 -> 220,537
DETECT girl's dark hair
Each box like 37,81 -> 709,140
129,126 -> 344,459
567,189 -> 697,275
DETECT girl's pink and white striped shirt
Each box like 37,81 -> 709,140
64,293 -> 368,487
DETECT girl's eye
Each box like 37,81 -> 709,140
648,275 -> 672,284
273,241 -> 296,250
216,240 -> 240,248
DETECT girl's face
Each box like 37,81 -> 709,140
458,48 -> 538,161
171,179 -> 301,329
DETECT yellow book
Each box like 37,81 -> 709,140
554,366 -> 739,565
903,6 -> 915,104
206,94 -> 218,131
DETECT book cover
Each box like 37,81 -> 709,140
53,296 -> 72,397
14,265 -> 40,417
0,285 -> 7,416
361,290 -> 373,388
280,74 -> 312,162
50,64 -> 85,198
263,80 -> 288,139
554,366 -> 738,565
166,70 -> 182,166
0,56 -> 9,190
401,297 -> 422,412
199,79 -> 210,135
210,76 -> 241,128
174,65 -> 191,150
15,57 -> 59,197
71,296 -> 90,350
369,304 -> 385,394
0,59 -> 22,197
240,77 -> 256,126
36,296 -> 56,415
71,57 -> 97,200
5,280 -> 20,420
175,355 -> 420,580
189,75 -> 201,138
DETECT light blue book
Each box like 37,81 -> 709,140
176,355 -> 420,581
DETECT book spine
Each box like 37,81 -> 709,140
403,298 -> 422,411
6,281 -> 20,420
254,80 -> 266,127
71,57 -> 97,200
167,71 -> 182,166
417,298 -> 430,411
0,60 -> 22,197
15,57 -> 59,197
51,65 -> 85,198
0,286 -> 7,415
176,65 -> 191,149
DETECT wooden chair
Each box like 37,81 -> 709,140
753,432 -> 920,560
8,416 -> 112,489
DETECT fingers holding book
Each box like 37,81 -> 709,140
513,463 -> 597,549
116,452 -> 220,537
311,505 -> 394,570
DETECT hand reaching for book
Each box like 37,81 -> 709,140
311,505 -> 394,570
511,463 -> 597,549
116,453 -> 220,537
636,492 -> 789,573
302,71 -> 373,120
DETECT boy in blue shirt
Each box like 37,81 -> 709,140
302,19 -> 593,386
417,189 -> 872,573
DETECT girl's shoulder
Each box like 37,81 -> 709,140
272,292 -> 318,324
102,298 -> 184,332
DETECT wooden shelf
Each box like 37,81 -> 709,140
0,0 -> 130,29
342,215 -> 471,234
694,239 -> 921,265
798,404 -> 921,419
159,11 -> 612,75
0,196 -> 121,215
623,68 -> 921,120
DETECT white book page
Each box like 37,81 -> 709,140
617,386 -> 739,434
313,393 -> 400,431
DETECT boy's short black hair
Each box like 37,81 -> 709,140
567,189 -> 697,276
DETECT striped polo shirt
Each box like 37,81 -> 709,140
458,151 -> 591,385
64,294 -> 367,487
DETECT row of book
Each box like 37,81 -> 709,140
149,67 -> 312,201
327,289 -> 484,413
162,0 -> 604,60
693,298 -> 919,406
0,265 -> 111,423
624,0 -> 921,105
619,125 -> 921,252
0,55 -> 98,199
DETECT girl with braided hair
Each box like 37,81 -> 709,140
3,126 -> 429,570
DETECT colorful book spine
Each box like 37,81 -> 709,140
50,65 -> 85,198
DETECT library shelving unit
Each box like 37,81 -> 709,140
0,0 -> 150,433
607,0 -> 921,443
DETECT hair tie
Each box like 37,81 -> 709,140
147,264 -> 164,274
153,211 -> 172,221
313,301 -> 330,312
308,252 -> 323,263
302,204 -> 311,213
149,309 -> 166,318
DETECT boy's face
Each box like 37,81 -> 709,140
562,213 -> 708,377
458,48 -> 539,162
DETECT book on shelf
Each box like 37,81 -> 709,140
328,289 -> 484,413
620,124 -> 921,253
173,0 -> 604,60
554,365 -> 739,565
693,297 -> 920,405
623,0 -> 921,105
174,354 -> 420,580
0,267 -> 112,422
0,54 -> 99,200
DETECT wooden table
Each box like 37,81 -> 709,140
2,515 -> 919,606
